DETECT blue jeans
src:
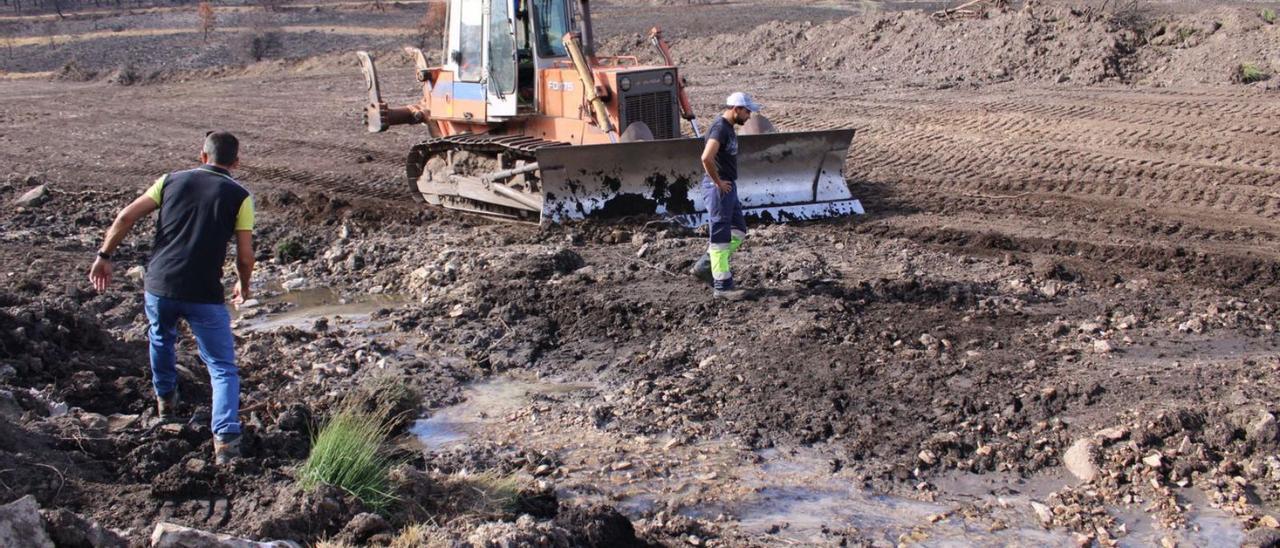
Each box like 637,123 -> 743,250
144,292 -> 241,437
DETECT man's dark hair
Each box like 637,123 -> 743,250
203,131 -> 239,166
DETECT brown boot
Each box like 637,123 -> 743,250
214,434 -> 241,465
156,390 -> 179,420
713,288 -> 747,301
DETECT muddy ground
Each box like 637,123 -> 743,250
1,0 -> 1279,546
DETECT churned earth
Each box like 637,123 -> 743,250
1,0 -> 1279,546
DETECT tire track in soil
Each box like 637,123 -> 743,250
760,85 -> 1280,291
237,164 -> 407,202
853,221 -> 1280,290
838,126 -> 1280,223
104,103 -> 413,204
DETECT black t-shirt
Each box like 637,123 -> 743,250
143,166 -> 252,304
706,116 -> 738,182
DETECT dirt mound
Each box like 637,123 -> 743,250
1135,7 -> 1280,85
657,4 -> 1279,87
554,504 -> 644,547
0,297 -> 153,414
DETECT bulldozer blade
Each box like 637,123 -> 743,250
356,51 -> 388,133
535,129 -> 862,227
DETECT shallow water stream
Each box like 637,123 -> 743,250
412,378 -> 1245,546
234,286 -> 405,332
412,378 -> 597,450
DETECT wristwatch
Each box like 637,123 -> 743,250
97,251 -> 113,261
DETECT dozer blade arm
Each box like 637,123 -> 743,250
536,129 -> 863,226
356,51 -> 389,133
562,32 -> 616,140
356,50 -> 430,133
404,46 -> 431,82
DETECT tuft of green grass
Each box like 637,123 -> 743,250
273,236 -> 310,263
1237,63 -> 1270,84
1262,8 -> 1276,25
300,405 -> 398,511
359,372 -> 419,431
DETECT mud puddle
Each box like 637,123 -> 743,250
412,378 -> 598,450
411,379 -> 1068,543
880,0 -> 952,12
234,286 -> 407,332
415,378 -> 1248,545
929,470 -> 1244,548
675,448 -> 1074,546
705,453 -> 1241,545
1110,490 -> 1244,547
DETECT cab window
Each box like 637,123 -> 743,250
458,0 -> 484,81
530,0 -> 570,58
488,0 -> 516,94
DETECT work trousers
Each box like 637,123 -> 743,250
703,177 -> 747,291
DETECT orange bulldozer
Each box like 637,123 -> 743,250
356,0 -> 862,225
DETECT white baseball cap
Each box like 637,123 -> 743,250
726,92 -> 761,112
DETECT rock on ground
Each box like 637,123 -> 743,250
41,507 -> 127,548
13,185 -> 49,207
1243,527 -> 1280,548
0,495 -> 55,548
150,522 -> 301,548
337,512 -> 390,544
1063,438 -> 1098,482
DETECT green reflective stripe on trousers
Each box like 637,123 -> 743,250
709,248 -> 732,280
729,236 -> 743,254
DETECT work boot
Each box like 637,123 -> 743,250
690,253 -> 713,284
214,434 -> 242,465
713,288 -> 747,301
156,390 -> 179,420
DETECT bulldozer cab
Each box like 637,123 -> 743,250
444,0 -> 578,121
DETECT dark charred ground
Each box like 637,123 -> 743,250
2,0 -> 1280,546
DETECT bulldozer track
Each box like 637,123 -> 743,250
408,133 -> 570,162
402,133 -> 571,220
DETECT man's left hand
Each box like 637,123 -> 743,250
89,258 -> 113,292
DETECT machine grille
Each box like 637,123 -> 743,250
623,91 -> 676,140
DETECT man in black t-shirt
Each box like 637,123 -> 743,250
692,92 -> 759,300
89,131 -> 255,465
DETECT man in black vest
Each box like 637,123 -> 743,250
89,131 -> 255,465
